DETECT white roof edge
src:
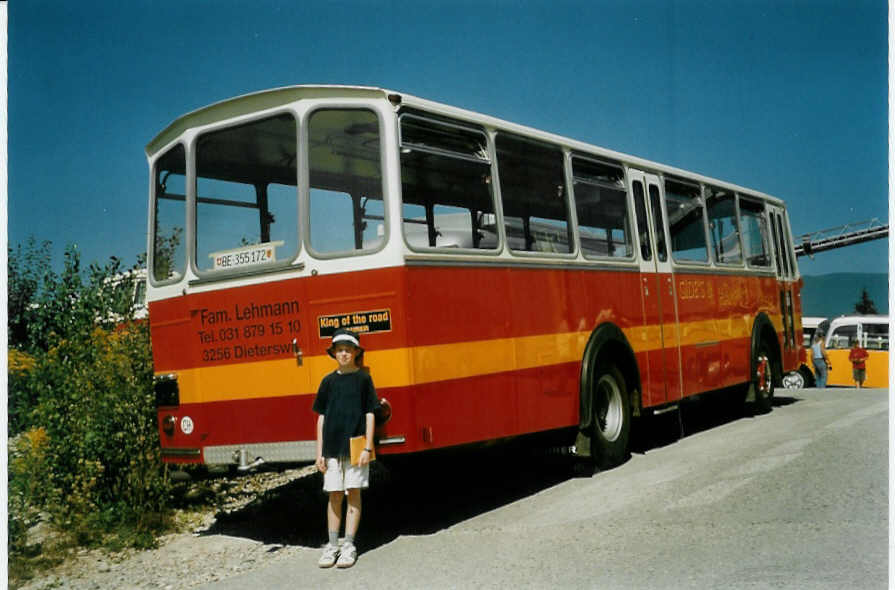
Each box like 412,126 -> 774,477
396,91 -> 782,204
149,84 -> 783,203
828,314 -> 889,322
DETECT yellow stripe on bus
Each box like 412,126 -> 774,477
165,316 -> 770,404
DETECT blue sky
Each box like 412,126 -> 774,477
8,0 -> 888,277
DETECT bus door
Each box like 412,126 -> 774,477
629,170 -> 683,406
767,205 -> 797,364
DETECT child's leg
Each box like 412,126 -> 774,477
344,487 -> 362,543
319,487 -> 346,567
327,491 -> 344,542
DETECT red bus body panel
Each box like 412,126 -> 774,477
151,265 -> 798,462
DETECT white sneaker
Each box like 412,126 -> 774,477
318,543 -> 340,568
336,542 -> 357,568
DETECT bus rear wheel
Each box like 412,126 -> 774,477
590,361 -> 631,470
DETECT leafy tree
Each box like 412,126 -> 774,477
854,287 -> 879,315
8,240 -> 138,354
8,237 -> 52,348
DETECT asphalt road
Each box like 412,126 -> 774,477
198,387 -> 888,589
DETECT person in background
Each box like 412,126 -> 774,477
811,331 -> 831,388
848,337 -> 869,388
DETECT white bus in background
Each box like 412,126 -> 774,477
801,316 -> 828,348
105,268 -> 148,322
783,316 -> 827,389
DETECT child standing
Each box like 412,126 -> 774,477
313,328 -> 378,568
848,338 -> 869,388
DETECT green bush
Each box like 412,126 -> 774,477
30,322 -> 169,545
8,240 -> 172,582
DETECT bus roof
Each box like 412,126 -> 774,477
145,85 -> 391,157
146,84 -> 784,206
827,314 -> 889,324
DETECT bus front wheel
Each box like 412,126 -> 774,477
590,361 -> 631,470
748,346 -> 774,414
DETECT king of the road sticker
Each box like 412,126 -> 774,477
317,309 -> 392,338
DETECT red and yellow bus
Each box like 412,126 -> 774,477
146,85 -> 803,470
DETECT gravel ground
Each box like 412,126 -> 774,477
17,465 -> 324,590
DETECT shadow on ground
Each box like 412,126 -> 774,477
201,391 -> 802,553
201,444 -> 578,553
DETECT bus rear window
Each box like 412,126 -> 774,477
195,114 -> 298,272
152,145 -> 186,283
308,109 -> 384,255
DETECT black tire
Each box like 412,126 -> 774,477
799,366 -> 816,388
590,361 -> 631,469
748,346 -> 775,414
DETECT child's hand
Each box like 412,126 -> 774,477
315,456 -> 327,473
358,449 -> 371,466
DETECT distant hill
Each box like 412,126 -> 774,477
800,273 -> 889,318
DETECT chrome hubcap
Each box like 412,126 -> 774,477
596,374 -> 623,442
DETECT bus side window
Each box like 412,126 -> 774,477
828,325 -> 857,349
399,114 -> 496,250
706,187 -> 742,265
739,199 -> 771,268
863,323 -> 889,350
781,211 -> 798,278
152,144 -> 186,283
664,176 -> 708,263
632,181 -> 651,261
572,156 -> 632,259
647,184 -> 668,262
772,213 -> 792,278
496,134 -> 572,254
768,211 -> 783,276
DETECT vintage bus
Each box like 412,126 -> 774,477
823,315 -> 889,388
146,85 -> 802,470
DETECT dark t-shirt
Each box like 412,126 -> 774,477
312,370 -> 378,459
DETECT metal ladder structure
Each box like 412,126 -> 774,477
793,218 -> 888,257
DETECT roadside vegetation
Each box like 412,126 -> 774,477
8,239 -> 172,586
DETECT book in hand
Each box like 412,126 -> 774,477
350,436 -> 375,465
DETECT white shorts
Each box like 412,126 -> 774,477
322,457 -> 370,492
